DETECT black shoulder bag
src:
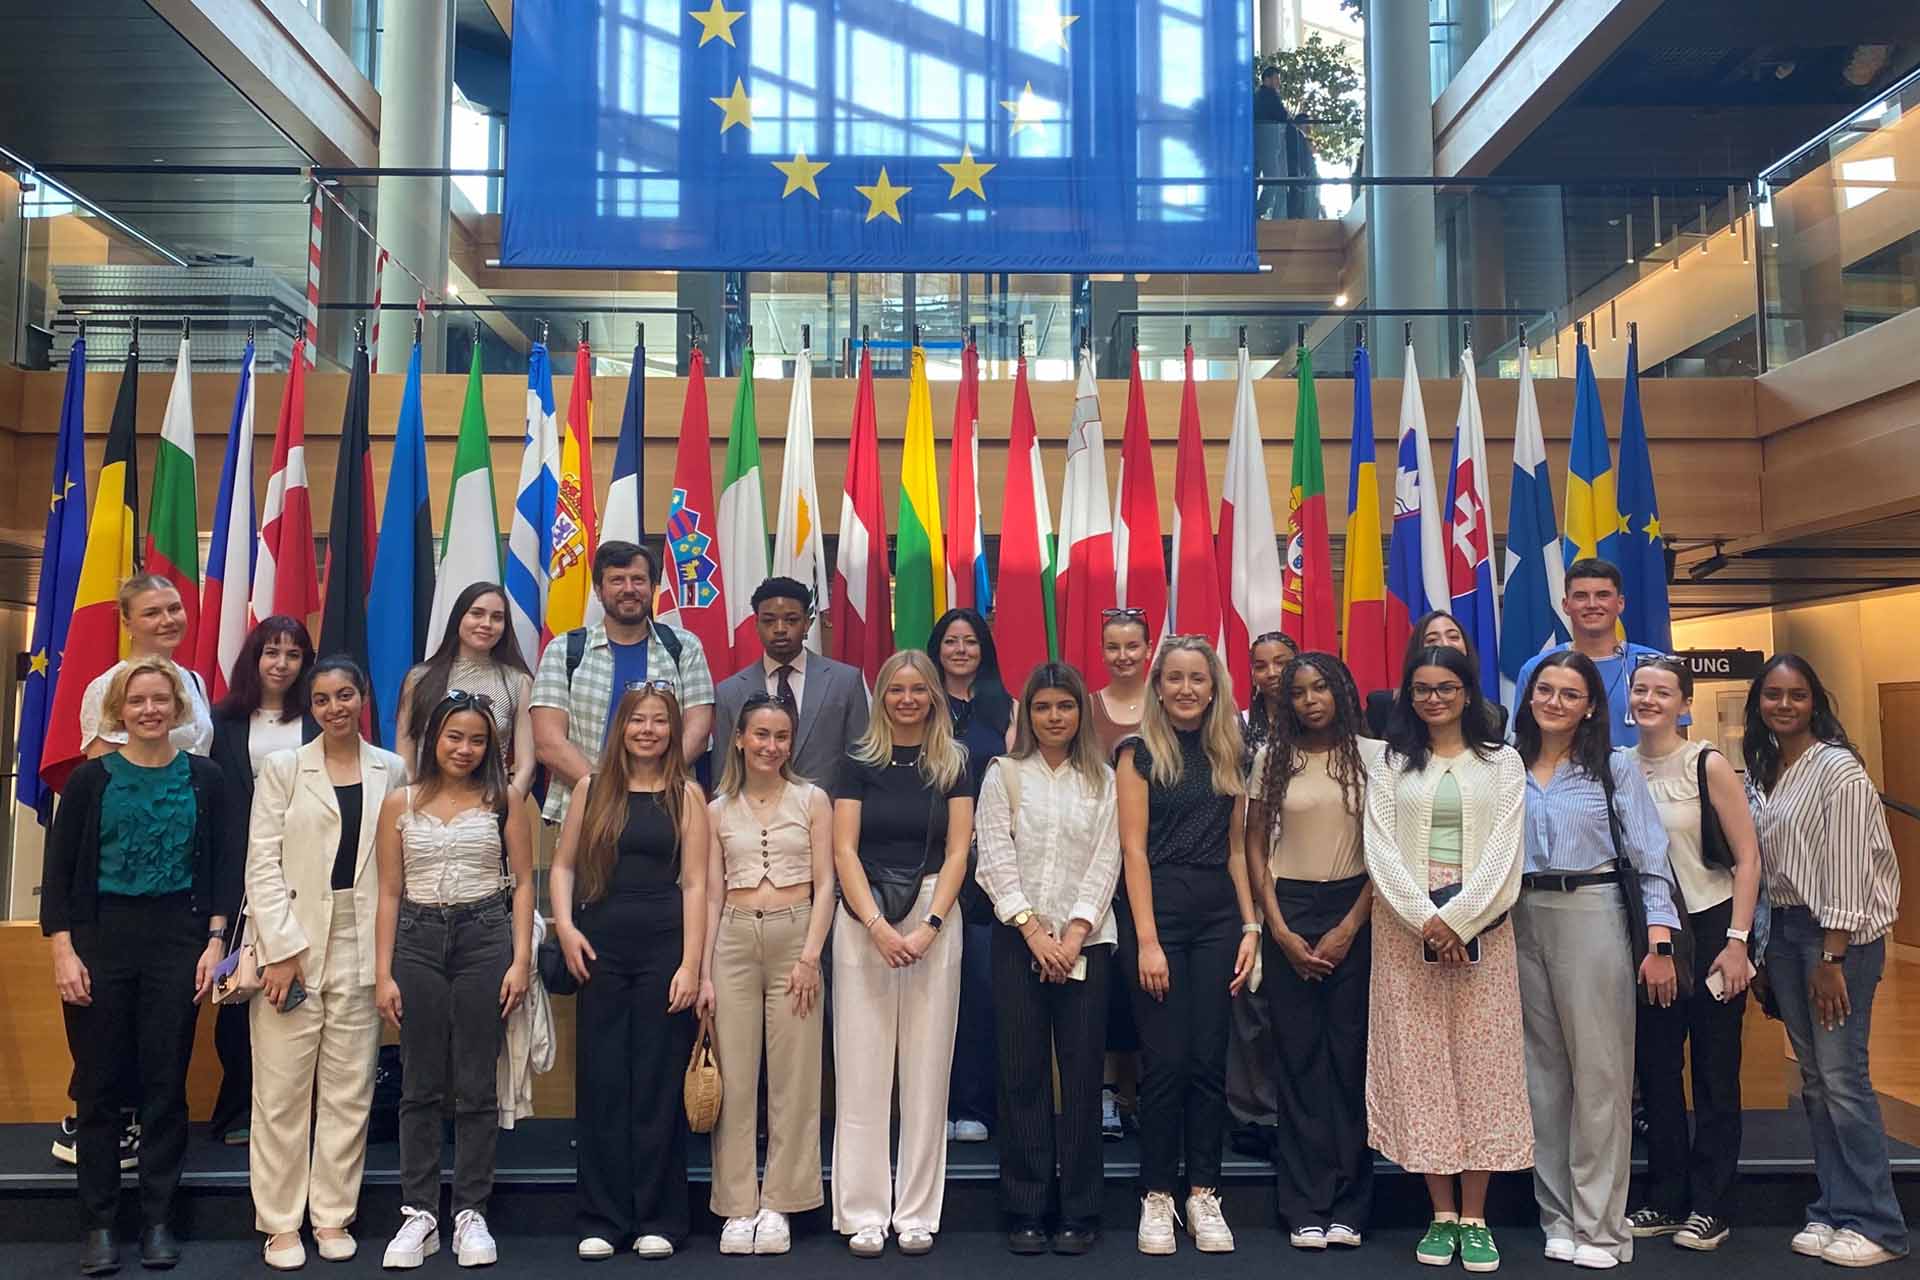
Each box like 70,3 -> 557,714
1601,765 -> 1694,1004
1695,747 -> 1736,871
840,781 -> 940,927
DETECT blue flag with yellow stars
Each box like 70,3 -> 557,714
502,0 -> 1255,272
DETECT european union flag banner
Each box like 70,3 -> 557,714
502,0 -> 1255,272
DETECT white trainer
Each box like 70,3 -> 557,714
452,1210 -> 496,1268
1289,1226 -> 1328,1250
754,1211 -> 791,1255
1545,1237 -> 1577,1263
849,1227 -> 887,1258
720,1216 -> 758,1256
381,1208 -> 440,1270
577,1237 -> 615,1260
1822,1229 -> 1899,1268
635,1236 -> 675,1260
1571,1244 -> 1619,1269
1791,1223 -> 1837,1257
1185,1190 -> 1234,1253
1137,1191 -> 1177,1256
1326,1224 -> 1363,1248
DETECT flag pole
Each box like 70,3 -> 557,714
1238,325 -> 1247,349
1356,321 -> 1366,350
413,314 -> 423,346
1296,322 -> 1306,350
1403,320 -> 1411,348
130,314 -> 140,354
538,319 -> 550,347
354,318 -> 367,351
182,315 -> 191,341
801,323 -> 810,349
1575,320 -> 1585,346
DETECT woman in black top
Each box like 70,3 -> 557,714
552,685 -> 710,1261
44,657 -> 234,1276
1363,612 -> 1508,739
1117,636 -> 1259,1257
830,650 -> 975,1259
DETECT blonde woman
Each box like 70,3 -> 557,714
1117,636 -> 1259,1256
830,650 -> 974,1258
551,686 -> 709,1261
696,693 -> 834,1256
79,574 -> 214,758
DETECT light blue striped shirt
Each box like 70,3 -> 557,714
1522,750 -> 1681,928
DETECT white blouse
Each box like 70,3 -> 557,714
397,794 -> 508,906
79,659 -> 213,756
973,754 -> 1122,947
247,709 -> 304,777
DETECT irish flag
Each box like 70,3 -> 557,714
773,344 -> 829,650
1284,345 -> 1337,652
719,345 -> 770,667
828,345 -> 891,686
996,353 -> 1056,691
893,345 -> 946,649
1341,341 -> 1392,696
146,332 -> 200,661
1218,342 -> 1284,705
426,346 -> 504,653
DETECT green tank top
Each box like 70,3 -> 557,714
1428,771 -> 1464,867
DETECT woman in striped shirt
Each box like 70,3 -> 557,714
1745,654 -> 1908,1268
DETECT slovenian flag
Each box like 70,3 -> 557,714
1341,341 -> 1392,697
1057,345 -> 1117,688
506,342 -> 560,661
893,345 -> 946,650
1497,340 -> 1569,705
1443,345 -> 1501,698
719,345 -> 771,666
195,339 -> 258,698
1386,340 -> 1446,657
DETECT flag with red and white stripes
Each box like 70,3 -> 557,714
305,183 -> 322,367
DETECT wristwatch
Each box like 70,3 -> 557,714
207,925 -> 229,944
1653,940 -> 1675,957
1010,909 -> 1035,932
924,912 -> 945,933
1821,950 -> 1847,965
1725,926 -> 1750,943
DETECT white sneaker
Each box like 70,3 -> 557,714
452,1210 -> 496,1268
1571,1244 -> 1619,1269
1185,1191 -> 1234,1253
635,1236 -> 675,1260
1792,1223 -> 1837,1257
1289,1226 -> 1328,1249
898,1228 -> 934,1255
849,1227 -> 887,1258
577,1237 -> 615,1260
1822,1229 -> 1899,1268
1326,1224 -> 1363,1248
754,1211 -> 791,1256
1137,1192 -> 1177,1256
951,1120 -> 989,1142
381,1209 -> 440,1270
720,1216 -> 758,1256
1545,1238 -> 1577,1263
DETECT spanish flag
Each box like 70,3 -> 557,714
1342,341 -> 1392,697
41,343 -> 142,791
545,338 -> 599,636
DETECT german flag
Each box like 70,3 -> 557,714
41,342 -> 142,791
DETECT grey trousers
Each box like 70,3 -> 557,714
1514,885 -> 1636,1261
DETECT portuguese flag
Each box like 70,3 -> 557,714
146,332 -> 200,660
893,345 -> 946,649
1284,346 -> 1337,652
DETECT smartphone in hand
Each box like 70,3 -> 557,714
279,975 -> 309,1013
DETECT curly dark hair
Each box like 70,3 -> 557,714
1512,650 -> 1613,780
1255,652 -> 1368,843
1743,652 -> 1861,794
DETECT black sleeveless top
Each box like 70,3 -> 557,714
611,790 -> 680,892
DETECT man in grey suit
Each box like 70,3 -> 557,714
711,577 -> 869,785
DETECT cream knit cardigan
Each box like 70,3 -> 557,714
1364,743 -> 1527,944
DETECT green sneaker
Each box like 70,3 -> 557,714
1416,1220 -> 1459,1267
1459,1223 -> 1500,1273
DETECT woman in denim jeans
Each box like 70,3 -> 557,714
373,692 -> 536,1270
1746,655 -> 1908,1268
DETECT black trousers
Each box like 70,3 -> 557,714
575,888 -> 694,1246
1119,864 -> 1239,1194
208,1002 -> 252,1139
63,895 -> 203,1230
992,926 -> 1111,1226
949,916 -> 997,1126
1634,895 -> 1746,1218
1264,875 -> 1373,1232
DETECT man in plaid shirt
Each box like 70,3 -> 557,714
531,540 -> 715,823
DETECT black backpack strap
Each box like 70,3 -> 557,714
564,628 -> 588,683
652,620 -> 684,666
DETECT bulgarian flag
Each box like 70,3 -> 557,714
828,345 -> 891,686
426,345 -> 504,653
1341,340 -> 1393,696
893,345 -> 946,649
719,345 -> 770,668
545,339 -> 598,637
996,353 -> 1056,691
146,331 -> 200,661
1283,345 -> 1337,652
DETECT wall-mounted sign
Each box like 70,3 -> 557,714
1678,648 -> 1766,681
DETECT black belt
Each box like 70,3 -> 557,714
1521,871 -> 1619,893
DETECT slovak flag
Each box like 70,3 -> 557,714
1443,346 -> 1501,698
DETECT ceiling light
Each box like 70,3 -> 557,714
1333,293 -> 1348,306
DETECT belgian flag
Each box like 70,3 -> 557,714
41,339 -> 142,791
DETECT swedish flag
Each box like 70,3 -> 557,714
1563,339 -> 1623,570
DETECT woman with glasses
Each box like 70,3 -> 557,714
1513,652 -> 1679,1269
1624,656 -> 1761,1252
1364,611 -> 1508,740
928,608 -> 1013,1145
373,690 -> 535,1270
1745,655 -> 1907,1268
831,650 -> 974,1258
1093,607 -> 1152,1140
975,663 -> 1122,1255
1118,636 -> 1258,1256
552,684 -> 709,1260
1248,652 -> 1380,1250
695,692 -> 831,1256
246,657 -> 405,1269
397,584 -> 536,797
1364,645 -> 1529,1273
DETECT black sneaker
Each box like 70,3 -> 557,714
1674,1214 -> 1729,1251
1628,1208 -> 1684,1238
118,1119 -> 140,1171
51,1116 -> 78,1166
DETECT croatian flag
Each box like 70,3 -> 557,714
1443,346 -> 1501,698
1384,341 -> 1447,657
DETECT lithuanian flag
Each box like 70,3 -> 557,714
892,345 -> 946,649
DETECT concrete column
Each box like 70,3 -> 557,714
321,0 -> 355,55
374,0 -> 453,372
1364,0 -> 1440,378
1258,0 -> 1286,56
1454,0 -> 1493,81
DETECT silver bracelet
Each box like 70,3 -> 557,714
1241,921 -> 1262,936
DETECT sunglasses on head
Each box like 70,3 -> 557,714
439,689 -> 494,713
743,690 -> 795,710
1102,607 -> 1148,622
626,679 -> 678,693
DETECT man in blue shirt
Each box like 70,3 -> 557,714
1511,558 -> 1680,748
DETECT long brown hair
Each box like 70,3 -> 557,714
576,686 -> 693,904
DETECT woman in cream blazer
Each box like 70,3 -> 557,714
244,658 -> 407,1270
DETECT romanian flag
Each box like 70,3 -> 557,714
1283,345 -> 1336,652
1564,337 -> 1622,569
894,345 -> 946,649
546,339 -> 598,636
42,343 -> 142,791
1342,342 -> 1392,697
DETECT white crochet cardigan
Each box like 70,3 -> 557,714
1363,743 -> 1527,943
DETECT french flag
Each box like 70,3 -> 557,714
1444,346 -> 1501,698
193,338 -> 258,699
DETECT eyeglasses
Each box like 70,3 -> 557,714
1530,685 -> 1591,708
439,689 -> 495,713
1102,607 -> 1148,622
1410,682 -> 1465,702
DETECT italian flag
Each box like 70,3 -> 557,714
893,345 -> 946,649
426,346 -> 503,653
146,333 -> 199,657
718,345 -> 770,668
995,353 -> 1056,691
1284,346 -> 1337,651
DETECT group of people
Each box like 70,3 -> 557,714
40,549 -> 1908,1273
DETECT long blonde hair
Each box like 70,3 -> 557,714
576,686 -> 694,905
853,649 -> 967,792
1138,635 -> 1245,797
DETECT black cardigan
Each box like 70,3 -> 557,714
40,753 -> 236,935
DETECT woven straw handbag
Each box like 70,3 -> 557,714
684,1012 -> 722,1133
